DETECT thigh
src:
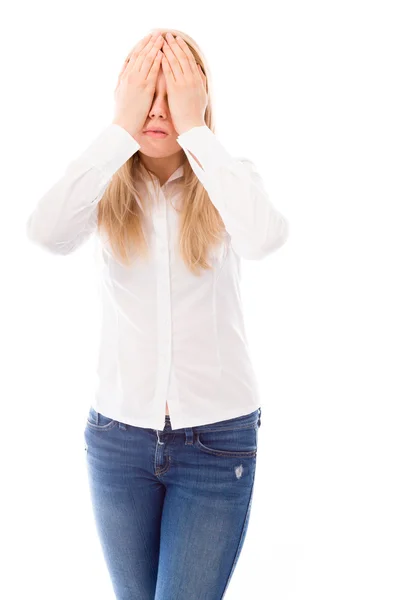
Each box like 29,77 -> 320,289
155,416 -> 259,600
84,407 -> 165,600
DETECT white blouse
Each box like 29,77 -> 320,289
26,123 -> 289,430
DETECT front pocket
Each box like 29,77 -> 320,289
194,424 -> 258,458
86,406 -> 118,431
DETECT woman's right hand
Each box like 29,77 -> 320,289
112,32 -> 165,138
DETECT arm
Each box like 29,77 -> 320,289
25,124 -> 140,255
177,125 -> 289,260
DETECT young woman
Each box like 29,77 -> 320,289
26,28 -> 289,600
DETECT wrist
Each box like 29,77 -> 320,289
112,120 -> 139,138
177,121 -> 206,135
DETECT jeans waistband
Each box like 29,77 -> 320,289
153,407 -> 261,444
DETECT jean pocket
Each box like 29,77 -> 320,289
86,406 -> 118,431
194,424 -> 258,458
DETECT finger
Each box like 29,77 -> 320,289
136,34 -> 165,73
197,63 -> 207,88
121,33 -> 152,74
116,34 -> 152,90
116,50 -> 136,84
161,54 -> 174,83
127,33 -> 153,60
124,33 -> 159,74
147,50 -> 163,81
115,56 -> 133,92
173,35 -> 198,76
162,35 -> 186,79
127,33 -> 159,72
115,33 -> 156,92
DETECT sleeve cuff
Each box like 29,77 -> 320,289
79,123 -> 141,179
177,125 -> 234,173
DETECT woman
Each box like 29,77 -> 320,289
26,27 -> 289,600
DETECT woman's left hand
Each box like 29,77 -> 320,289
161,33 -> 208,135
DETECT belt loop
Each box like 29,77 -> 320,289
258,407 -> 262,428
119,421 -> 126,430
184,427 -> 194,445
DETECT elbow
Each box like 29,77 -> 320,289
26,217 -> 72,256
234,216 -> 289,261
241,175 -> 289,260
25,208 -> 90,255
267,216 -> 289,254
27,236 -> 70,256
26,214 -> 50,252
26,214 -> 49,250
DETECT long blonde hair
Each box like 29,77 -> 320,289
97,28 -> 226,276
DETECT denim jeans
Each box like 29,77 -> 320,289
83,406 -> 262,600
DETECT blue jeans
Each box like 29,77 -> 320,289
84,406 -> 262,600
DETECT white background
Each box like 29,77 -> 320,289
2,0 -> 400,598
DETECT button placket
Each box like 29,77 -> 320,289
153,191 -> 173,414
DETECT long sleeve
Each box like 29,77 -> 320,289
177,125 -> 289,260
26,124 -> 141,255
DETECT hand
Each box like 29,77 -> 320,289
112,32 -> 164,137
161,33 -> 208,135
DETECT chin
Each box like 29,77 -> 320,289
139,140 -> 180,157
